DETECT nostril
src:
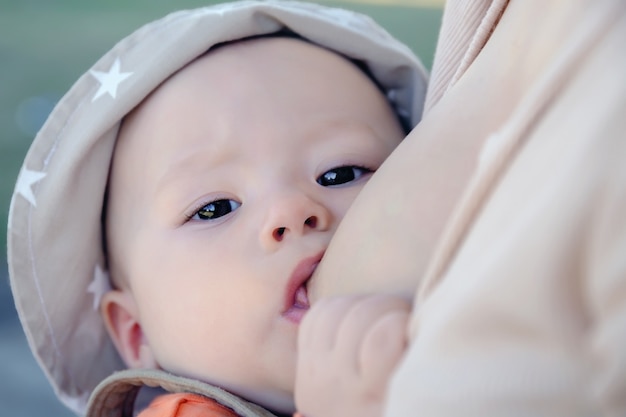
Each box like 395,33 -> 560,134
273,227 -> 286,241
304,216 -> 317,228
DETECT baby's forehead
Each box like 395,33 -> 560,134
122,35 -> 377,137
124,37 -> 298,122
149,35 -> 364,102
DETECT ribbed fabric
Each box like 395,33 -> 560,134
424,0 -> 509,112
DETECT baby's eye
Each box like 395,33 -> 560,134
316,166 -> 372,187
192,199 -> 241,221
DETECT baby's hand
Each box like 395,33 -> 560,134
294,294 -> 410,417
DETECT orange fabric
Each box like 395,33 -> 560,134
138,393 -> 240,417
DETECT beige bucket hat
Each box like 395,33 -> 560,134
7,0 -> 427,414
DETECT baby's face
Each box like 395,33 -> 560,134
104,37 -> 403,412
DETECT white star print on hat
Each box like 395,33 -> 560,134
89,58 -> 133,102
87,265 -> 112,310
15,168 -> 46,206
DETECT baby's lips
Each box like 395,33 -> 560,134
282,252 -> 323,323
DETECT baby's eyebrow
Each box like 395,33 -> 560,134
308,120 -> 384,148
158,144 -> 235,187
154,146 -> 236,210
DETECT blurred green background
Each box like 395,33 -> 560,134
0,1 -> 441,415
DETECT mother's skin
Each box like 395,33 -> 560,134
308,0 -> 590,301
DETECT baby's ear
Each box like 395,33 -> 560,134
101,290 -> 158,369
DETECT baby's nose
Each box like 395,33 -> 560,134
260,193 -> 331,249
272,215 -> 319,241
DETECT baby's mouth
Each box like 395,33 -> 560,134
282,273 -> 312,324
282,252 -> 323,324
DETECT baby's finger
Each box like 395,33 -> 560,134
333,295 -> 410,372
358,309 -> 409,382
298,295 -> 365,353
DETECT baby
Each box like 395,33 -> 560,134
8,2 -> 427,417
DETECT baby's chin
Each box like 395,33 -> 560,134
160,360 -> 296,413
223,382 -> 295,414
